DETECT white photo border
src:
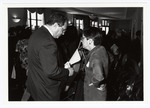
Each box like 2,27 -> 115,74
1,0 -> 150,108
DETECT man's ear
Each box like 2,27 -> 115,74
53,23 -> 58,28
87,39 -> 93,45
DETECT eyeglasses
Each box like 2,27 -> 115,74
58,24 -> 66,35
59,27 -> 66,35
61,27 -> 66,33
58,23 -> 66,29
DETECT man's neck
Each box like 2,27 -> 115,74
44,24 -> 54,37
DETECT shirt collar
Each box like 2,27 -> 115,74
43,25 -> 53,36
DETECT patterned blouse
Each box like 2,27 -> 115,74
16,39 -> 28,74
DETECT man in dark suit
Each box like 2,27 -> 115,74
26,11 -> 74,101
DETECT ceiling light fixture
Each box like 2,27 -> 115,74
12,15 -> 21,23
89,14 -> 97,20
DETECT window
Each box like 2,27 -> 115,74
90,20 -> 98,27
26,9 -> 45,30
90,19 -> 109,35
99,19 -> 109,35
74,18 -> 84,30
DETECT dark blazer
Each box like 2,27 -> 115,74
26,26 -> 69,101
84,46 -> 109,100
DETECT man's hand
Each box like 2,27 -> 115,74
64,61 -> 71,68
65,85 -> 70,91
68,67 -> 74,76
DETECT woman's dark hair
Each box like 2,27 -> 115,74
46,11 -> 67,27
83,27 -> 103,46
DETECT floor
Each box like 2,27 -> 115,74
8,78 -> 84,101
9,79 -> 25,101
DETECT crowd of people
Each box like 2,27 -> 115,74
8,11 -> 143,101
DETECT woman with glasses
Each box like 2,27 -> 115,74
81,27 -> 109,101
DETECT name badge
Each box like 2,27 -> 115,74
86,61 -> 90,67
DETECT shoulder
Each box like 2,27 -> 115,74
32,26 -> 50,38
29,28 -> 56,49
90,46 -> 108,63
92,46 -> 107,57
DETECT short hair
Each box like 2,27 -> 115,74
83,27 -> 103,46
46,11 -> 67,27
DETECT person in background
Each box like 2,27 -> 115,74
55,25 -> 81,100
130,30 -> 141,65
8,27 -> 18,80
81,27 -> 109,101
26,11 -> 74,101
106,42 -> 124,100
15,26 -> 32,87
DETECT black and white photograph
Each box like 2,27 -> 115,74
8,7 -> 144,101
0,0 -> 150,108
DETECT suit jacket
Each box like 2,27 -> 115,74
26,26 -> 69,101
84,45 -> 109,101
